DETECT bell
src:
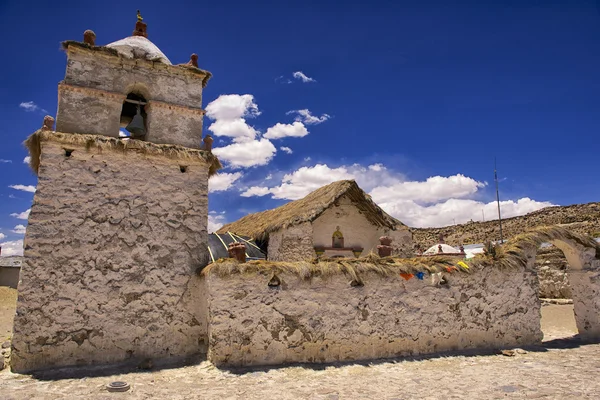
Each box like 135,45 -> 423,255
126,106 -> 146,137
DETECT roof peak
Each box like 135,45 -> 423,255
217,179 -> 405,239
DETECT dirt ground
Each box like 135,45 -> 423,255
2,290 -> 599,399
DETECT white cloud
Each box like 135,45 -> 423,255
304,157 -> 311,162
0,239 -> 24,256
242,163 -> 403,200
287,109 -> 330,125
0,233 -> 5,240
10,209 -> 30,220
205,95 -> 261,143
293,71 -> 316,83
12,225 -> 27,235
280,146 -> 293,154
370,174 -> 486,204
241,186 -> 272,197
205,94 -> 261,120
376,197 -> 555,228
212,138 -> 277,168
19,101 -> 47,114
209,172 -> 243,192
0,159 -> 12,163
264,122 -> 309,140
9,184 -> 36,193
207,213 -> 226,233
208,119 -> 258,142
23,156 -> 31,164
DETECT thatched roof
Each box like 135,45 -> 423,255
217,180 -> 406,240
24,130 -> 221,177
203,225 -> 600,281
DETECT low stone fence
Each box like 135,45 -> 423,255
204,259 -> 543,368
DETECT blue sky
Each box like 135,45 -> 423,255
1,0 -> 599,255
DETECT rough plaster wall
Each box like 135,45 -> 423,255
267,223 -> 314,261
206,266 -> 542,367
64,49 -> 204,107
56,89 -> 123,137
146,105 -> 204,149
11,141 -> 210,373
312,196 -> 412,256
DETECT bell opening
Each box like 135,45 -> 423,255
120,93 -> 147,139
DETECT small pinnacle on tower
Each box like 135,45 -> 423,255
132,10 -> 148,38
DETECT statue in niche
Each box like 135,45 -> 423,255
332,226 -> 344,248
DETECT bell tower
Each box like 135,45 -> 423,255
11,13 -> 220,373
55,11 -> 211,148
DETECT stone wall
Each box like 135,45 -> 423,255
11,139 -> 211,372
205,265 -> 542,368
267,223 -> 315,262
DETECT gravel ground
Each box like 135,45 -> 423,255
2,292 -> 598,399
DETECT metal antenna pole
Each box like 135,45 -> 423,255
495,158 -> 504,244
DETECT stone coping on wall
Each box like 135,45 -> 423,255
24,130 -> 222,177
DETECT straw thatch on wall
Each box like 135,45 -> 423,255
217,180 -> 406,240
205,225 -> 600,280
24,130 -> 222,176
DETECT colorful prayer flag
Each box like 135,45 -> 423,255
400,273 -> 414,280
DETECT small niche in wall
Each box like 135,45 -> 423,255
180,166 -> 188,173
64,149 -> 74,157
332,226 -> 344,248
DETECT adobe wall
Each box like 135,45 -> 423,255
311,196 -> 413,257
267,222 -> 315,261
11,139 -> 210,373
205,265 -> 542,368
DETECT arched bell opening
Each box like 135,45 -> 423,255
120,92 -> 148,140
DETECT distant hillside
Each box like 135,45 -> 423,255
411,202 -> 600,247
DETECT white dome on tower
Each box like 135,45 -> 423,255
106,36 -> 171,65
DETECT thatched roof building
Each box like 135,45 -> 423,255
218,180 -> 412,261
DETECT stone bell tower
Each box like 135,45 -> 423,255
11,13 -> 220,373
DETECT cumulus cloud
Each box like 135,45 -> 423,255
264,122 -> 309,139
0,159 -> 12,163
23,156 -> 30,164
376,197 -> 555,228
370,175 -> 486,204
12,225 -> 27,235
10,209 -> 30,220
293,71 -> 316,83
19,101 -> 47,114
207,212 -> 226,233
241,186 -> 272,197
205,95 -> 261,142
280,146 -> 293,154
0,233 -> 5,240
212,138 -> 277,168
240,163 -> 553,228
240,163 -> 401,200
9,184 -> 36,193
0,239 -> 24,256
287,109 -> 330,125
209,172 -> 243,192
